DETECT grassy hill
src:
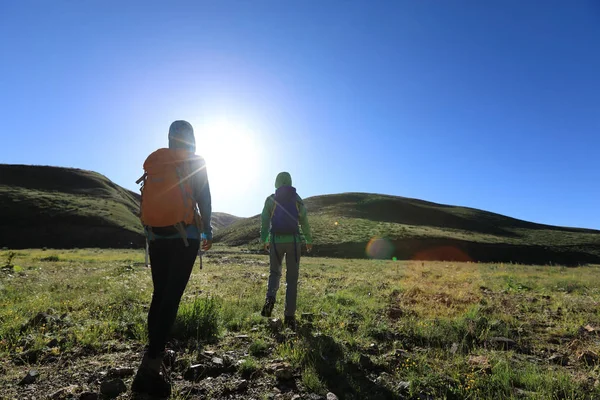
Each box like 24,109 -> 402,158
212,212 -> 243,231
2,164 -> 598,264
215,192 -> 600,265
0,164 -> 238,249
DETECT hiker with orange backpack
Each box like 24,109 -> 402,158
132,120 -> 212,398
260,172 -> 312,330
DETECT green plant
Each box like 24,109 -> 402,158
4,251 -> 16,268
302,366 -> 326,394
172,296 -> 221,343
238,358 -> 258,378
249,339 -> 269,357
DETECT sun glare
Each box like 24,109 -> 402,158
197,120 -> 263,196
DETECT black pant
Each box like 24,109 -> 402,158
147,238 -> 199,357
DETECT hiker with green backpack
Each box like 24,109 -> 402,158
260,172 -> 313,330
132,120 -> 213,398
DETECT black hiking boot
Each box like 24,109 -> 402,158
284,315 -> 297,331
131,352 -> 171,398
261,296 -> 275,317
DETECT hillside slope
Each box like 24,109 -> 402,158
215,192 -> 600,265
0,164 -> 238,249
212,213 -> 243,231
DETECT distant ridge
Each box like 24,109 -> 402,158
0,164 -> 239,249
214,192 -> 600,265
2,164 -> 599,265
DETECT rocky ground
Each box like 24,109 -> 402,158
1,249 -> 600,399
2,311 -> 394,400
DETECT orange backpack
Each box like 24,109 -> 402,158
137,148 -> 201,243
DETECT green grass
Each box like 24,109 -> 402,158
215,192 -> 600,264
3,164 -> 599,264
1,247 -> 600,399
172,295 -> 221,343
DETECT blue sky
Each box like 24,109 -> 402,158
1,1 -> 599,228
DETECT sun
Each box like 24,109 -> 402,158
197,120 -> 263,196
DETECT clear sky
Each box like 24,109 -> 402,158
1,1 -> 599,228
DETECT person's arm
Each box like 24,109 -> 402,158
191,156 -> 213,241
297,195 -> 313,249
260,195 -> 274,244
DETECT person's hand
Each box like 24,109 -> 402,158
202,239 -> 213,251
264,243 -> 270,253
306,244 -> 313,253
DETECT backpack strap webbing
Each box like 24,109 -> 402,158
136,173 -> 147,185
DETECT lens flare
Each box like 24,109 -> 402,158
366,237 -> 395,259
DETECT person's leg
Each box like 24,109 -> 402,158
147,240 -> 170,357
149,239 -> 199,355
134,238 -> 199,396
283,241 -> 301,318
266,242 -> 285,299
262,241 -> 285,317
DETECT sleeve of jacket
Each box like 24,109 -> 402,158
297,195 -> 313,244
191,156 -> 213,241
260,195 -> 274,243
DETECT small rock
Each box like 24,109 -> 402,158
50,385 -> 79,399
79,393 -> 99,400
184,364 -> 203,381
99,378 -> 126,398
274,363 -> 294,381
364,342 -> 378,355
387,306 -> 404,319
304,395 -> 324,400
236,379 -> 249,391
204,350 -> 216,356
392,349 -> 410,359
164,349 -> 177,368
486,337 -> 518,351
30,312 -> 53,326
326,393 -> 339,400
42,354 -> 59,364
14,348 -> 42,365
450,342 -> 459,354
269,318 -> 283,331
583,324 -> 597,333
275,368 -> 294,381
548,353 -> 568,366
212,357 -> 224,365
18,370 -> 39,385
108,367 -> 135,378
469,355 -> 492,373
